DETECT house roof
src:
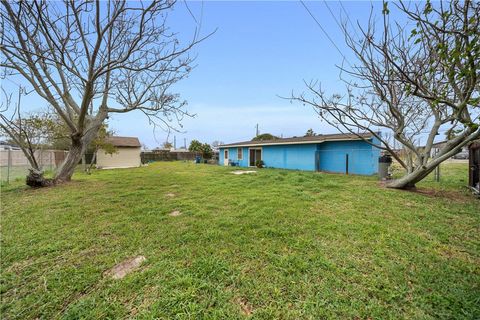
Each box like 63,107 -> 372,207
106,136 -> 141,147
219,132 -> 374,148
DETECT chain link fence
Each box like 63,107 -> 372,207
0,149 -> 68,183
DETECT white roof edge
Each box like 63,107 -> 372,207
219,137 -> 371,148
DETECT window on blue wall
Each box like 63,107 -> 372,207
237,148 -> 243,160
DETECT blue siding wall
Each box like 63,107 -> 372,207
220,138 -> 381,175
263,144 -> 317,171
317,139 -> 381,175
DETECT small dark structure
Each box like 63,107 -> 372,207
469,141 -> 480,193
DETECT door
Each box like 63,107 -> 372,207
224,149 -> 229,166
249,148 -> 262,166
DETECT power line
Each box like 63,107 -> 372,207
323,1 -> 343,33
299,0 -> 353,69
338,1 -> 361,39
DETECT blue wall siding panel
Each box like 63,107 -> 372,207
317,140 -> 380,175
263,144 -> 317,171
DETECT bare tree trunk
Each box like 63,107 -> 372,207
387,166 -> 436,189
54,137 -> 84,183
387,130 -> 479,189
53,116 -> 106,183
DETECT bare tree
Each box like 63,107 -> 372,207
293,0 -> 479,189
0,87 -> 64,186
211,140 -> 223,148
1,0 -> 207,186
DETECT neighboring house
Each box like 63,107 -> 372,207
96,136 -> 141,169
219,133 -> 381,175
428,140 -> 468,159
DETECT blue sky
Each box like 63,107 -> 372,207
4,1 -> 393,148
124,0 -> 388,148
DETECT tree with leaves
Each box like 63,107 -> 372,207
188,139 -> 203,153
252,133 -> 279,141
304,128 -> 316,137
188,139 -> 212,159
293,0 -> 479,189
0,110 -> 56,180
1,0 -> 207,186
200,143 -> 213,159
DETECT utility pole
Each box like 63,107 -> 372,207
255,124 -> 259,137
184,138 -> 186,149
174,136 -> 176,150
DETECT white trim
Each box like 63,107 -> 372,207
223,149 -> 228,165
219,137 -> 370,148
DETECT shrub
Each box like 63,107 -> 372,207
255,160 -> 264,168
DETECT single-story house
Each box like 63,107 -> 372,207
218,133 -> 381,175
96,136 -> 141,169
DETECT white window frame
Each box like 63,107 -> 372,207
237,147 -> 243,160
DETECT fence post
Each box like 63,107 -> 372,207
434,149 -> 440,182
6,149 -> 11,184
345,154 -> 349,175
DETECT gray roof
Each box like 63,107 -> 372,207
219,133 -> 373,148
106,136 -> 141,147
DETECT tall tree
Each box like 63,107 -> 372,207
293,0 -> 479,189
1,0 -> 207,186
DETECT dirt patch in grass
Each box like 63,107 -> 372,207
408,188 -> 472,203
234,297 -> 253,316
231,170 -> 257,175
169,210 -> 182,217
165,193 -> 175,198
104,256 -> 146,279
378,181 -> 472,203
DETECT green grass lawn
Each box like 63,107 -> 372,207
1,162 -> 479,319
